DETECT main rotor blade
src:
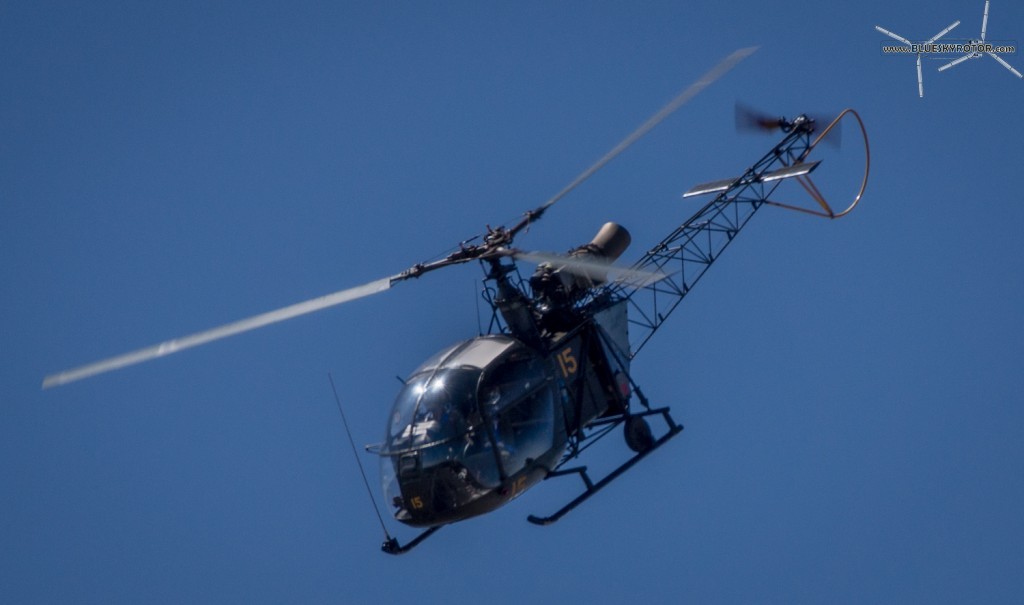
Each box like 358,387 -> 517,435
42,275 -> 397,389
509,250 -> 668,288
533,46 -> 757,216
938,53 -> 973,71
988,52 -> 1023,78
926,20 -> 960,45
917,54 -> 924,97
875,25 -> 913,47
981,0 -> 989,42
43,50 -> 757,390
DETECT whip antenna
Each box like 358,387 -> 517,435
328,372 -> 392,542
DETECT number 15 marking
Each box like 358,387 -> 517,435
557,347 -> 578,377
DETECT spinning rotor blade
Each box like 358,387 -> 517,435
509,250 -> 668,288
44,49 -> 756,390
42,275 -> 398,389
821,113 -> 843,148
736,102 -> 841,148
526,47 -> 757,222
875,25 -> 914,47
988,52 -> 1023,78
735,102 -> 784,132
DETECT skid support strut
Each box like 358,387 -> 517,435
528,407 -> 682,525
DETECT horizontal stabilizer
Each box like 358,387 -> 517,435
681,177 -> 736,197
683,160 -> 821,198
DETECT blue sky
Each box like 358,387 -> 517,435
3,1 -> 1023,603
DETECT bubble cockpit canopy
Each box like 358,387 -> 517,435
375,335 -> 560,526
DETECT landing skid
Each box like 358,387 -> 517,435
528,407 -> 683,525
381,525 -> 443,555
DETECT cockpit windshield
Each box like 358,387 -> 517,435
384,367 -> 481,453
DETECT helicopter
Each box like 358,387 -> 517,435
42,48 -> 870,554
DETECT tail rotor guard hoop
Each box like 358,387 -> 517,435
763,108 -> 870,219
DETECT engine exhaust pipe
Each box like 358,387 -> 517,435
576,222 -> 631,265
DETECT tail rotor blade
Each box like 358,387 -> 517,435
735,102 -> 783,133
813,113 -> 842,148
738,104 -> 841,148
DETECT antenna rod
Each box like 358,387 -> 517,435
328,372 -> 392,543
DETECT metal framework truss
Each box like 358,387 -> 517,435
601,118 -> 827,357
479,109 -> 868,363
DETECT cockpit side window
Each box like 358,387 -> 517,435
479,354 -> 547,414
478,354 -> 556,476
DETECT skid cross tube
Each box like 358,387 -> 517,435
528,408 -> 682,525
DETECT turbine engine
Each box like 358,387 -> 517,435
529,222 -> 631,331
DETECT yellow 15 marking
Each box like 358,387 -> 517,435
509,476 -> 528,498
557,347 -> 578,378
